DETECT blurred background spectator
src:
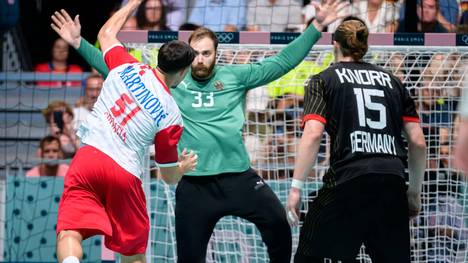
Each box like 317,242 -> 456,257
398,0 -> 451,32
247,0 -> 302,32
352,0 -> 401,32
73,73 -> 104,130
188,0 -> 247,31
34,38 -> 83,87
42,101 -> 80,158
0,0 -> 19,32
122,0 -> 186,30
136,0 -> 170,30
26,135 -> 69,177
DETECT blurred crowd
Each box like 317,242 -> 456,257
115,0 -> 468,33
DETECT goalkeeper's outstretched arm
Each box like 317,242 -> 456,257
237,0 -> 349,89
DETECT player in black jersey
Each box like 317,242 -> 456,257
286,19 -> 427,263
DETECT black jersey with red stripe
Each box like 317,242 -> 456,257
303,61 -> 419,187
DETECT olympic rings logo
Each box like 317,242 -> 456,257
461,35 -> 468,45
216,32 -> 235,43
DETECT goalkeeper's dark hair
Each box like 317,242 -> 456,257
157,40 -> 196,74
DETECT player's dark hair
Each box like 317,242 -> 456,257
157,40 -> 196,74
333,20 -> 369,61
188,27 -> 218,51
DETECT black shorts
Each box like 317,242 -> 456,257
175,168 -> 291,263
295,174 -> 410,263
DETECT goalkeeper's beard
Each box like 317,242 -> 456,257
192,62 -> 215,79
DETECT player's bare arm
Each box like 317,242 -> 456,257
287,120 -> 325,226
160,149 -> 198,185
455,90 -> 468,172
98,0 -> 143,53
311,0 -> 350,31
403,122 -> 427,218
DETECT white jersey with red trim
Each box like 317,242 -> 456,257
77,45 -> 183,179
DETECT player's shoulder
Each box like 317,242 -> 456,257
161,102 -> 183,127
109,61 -> 146,76
304,73 -> 326,92
319,62 -> 344,76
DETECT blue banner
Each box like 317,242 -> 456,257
148,31 -> 178,43
393,33 -> 425,46
270,32 -> 300,44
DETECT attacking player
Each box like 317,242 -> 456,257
51,1 -> 348,261
53,1 -> 198,263
286,19 -> 427,262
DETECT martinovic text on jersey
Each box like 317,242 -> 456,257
77,44 -> 183,179
303,61 -> 420,187
117,65 -> 168,126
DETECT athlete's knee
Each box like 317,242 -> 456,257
121,254 -> 146,263
57,230 -> 83,243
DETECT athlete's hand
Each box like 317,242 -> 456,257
311,0 -> 350,31
407,191 -> 421,219
51,9 -> 82,49
178,149 -> 198,174
286,188 -> 301,227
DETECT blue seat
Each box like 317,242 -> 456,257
0,140 -> 39,167
0,111 -> 47,139
0,85 -> 83,110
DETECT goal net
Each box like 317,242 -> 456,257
124,39 -> 468,263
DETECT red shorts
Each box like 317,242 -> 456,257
57,145 -> 149,255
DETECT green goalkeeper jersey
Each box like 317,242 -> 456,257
76,25 -> 321,176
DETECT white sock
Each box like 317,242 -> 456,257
62,256 -> 80,263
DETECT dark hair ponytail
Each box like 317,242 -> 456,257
333,20 -> 369,61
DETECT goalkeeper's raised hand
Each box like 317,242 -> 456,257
311,0 -> 350,31
51,9 -> 82,49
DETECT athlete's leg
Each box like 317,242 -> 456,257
294,181 -> 366,262
56,146 -> 113,263
364,175 -> 410,263
231,169 -> 292,263
175,176 -> 223,263
56,230 -> 83,263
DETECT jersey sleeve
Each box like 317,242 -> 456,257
302,75 -> 327,127
103,44 -> 139,71
154,125 -> 183,167
234,25 -> 322,90
400,81 -> 420,123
